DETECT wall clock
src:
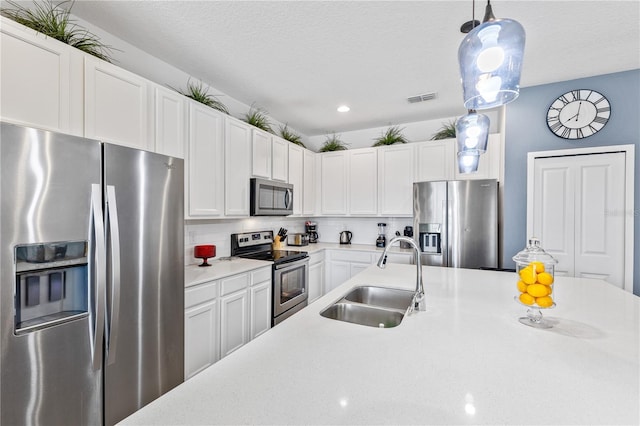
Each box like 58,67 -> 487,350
546,89 -> 611,139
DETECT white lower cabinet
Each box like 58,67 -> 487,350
249,268 -> 272,339
325,249 -> 413,293
184,280 -> 219,380
326,250 -> 375,293
308,251 -> 325,303
220,290 -> 248,358
184,266 -> 271,380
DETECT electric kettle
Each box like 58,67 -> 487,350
339,230 -> 352,245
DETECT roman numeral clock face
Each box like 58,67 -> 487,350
546,89 -> 611,139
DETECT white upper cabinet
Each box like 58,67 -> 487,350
225,119 -> 252,216
288,144 -> 304,215
251,129 -> 272,179
415,140 -> 455,182
0,17 -> 81,135
154,85 -> 186,158
251,130 -> 288,182
320,151 -> 348,215
378,144 -> 415,216
84,56 -> 151,150
186,101 -> 225,218
271,137 -> 289,182
415,135 -> 501,183
349,148 -> 378,215
303,150 -> 316,215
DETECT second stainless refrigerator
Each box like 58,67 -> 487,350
414,179 -> 498,269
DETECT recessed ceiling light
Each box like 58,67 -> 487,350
337,105 -> 350,113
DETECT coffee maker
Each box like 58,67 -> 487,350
305,221 -> 318,243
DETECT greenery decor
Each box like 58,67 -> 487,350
279,124 -> 305,148
372,126 -> 409,147
430,121 -> 457,140
173,79 -> 229,114
319,133 -> 348,152
243,105 -> 273,133
1,0 -> 115,62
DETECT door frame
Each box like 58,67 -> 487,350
526,144 -> 635,292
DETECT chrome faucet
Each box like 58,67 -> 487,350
376,236 -> 425,313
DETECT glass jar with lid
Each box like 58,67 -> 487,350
512,237 -> 558,328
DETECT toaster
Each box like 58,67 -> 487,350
287,233 -> 309,246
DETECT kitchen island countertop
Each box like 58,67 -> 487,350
125,264 -> 639,425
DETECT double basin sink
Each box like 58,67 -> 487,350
320,286 -> 415,328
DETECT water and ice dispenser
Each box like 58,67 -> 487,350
14,241 -> 89,334
419,223 -> 442,254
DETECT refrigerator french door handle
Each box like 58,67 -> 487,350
90,184 -> 106,371
443,199 -> 450,267
106,185 -> 121,365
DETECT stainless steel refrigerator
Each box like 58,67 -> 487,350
414,179 -> 498,269
0,122 -> 184,425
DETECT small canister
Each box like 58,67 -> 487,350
512,238 -> 558,309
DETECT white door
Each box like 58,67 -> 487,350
531,152 -> 626,288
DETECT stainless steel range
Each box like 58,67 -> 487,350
231,231 -> 309,325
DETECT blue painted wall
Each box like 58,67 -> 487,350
503,69 -> 640,295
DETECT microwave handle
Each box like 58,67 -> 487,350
284,188 -> 292,209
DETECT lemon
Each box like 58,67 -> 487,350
519,293 -> 535,305
526,284 -> 549,298
536,296 -> 554,308
529,261 -> 545,273
519,267 -> 537,285
537,272 -> 554,285
516,280 -> 528,293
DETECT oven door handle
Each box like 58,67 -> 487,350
274,258 -> 309,271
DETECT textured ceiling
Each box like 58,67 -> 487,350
68,1 -> 640,136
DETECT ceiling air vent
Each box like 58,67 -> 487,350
407,92 -> 438,104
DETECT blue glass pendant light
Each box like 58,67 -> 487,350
457,151 -> 481,174
456,111 -> 490,153
458,0 -> 525,110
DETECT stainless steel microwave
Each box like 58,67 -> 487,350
250,178 -> 293,216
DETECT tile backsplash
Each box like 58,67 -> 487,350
311,217 -> 413,246
185,216 -> 413,265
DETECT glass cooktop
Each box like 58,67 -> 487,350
240,250 -> 308,264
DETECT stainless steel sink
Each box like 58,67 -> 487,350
320,286 -> 415,328
320,303 -> 405,328
343,286 -> 415,310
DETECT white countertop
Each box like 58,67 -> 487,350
185,243 -> 413,287
128,264 -> 639,425
185,258 -> 272,287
